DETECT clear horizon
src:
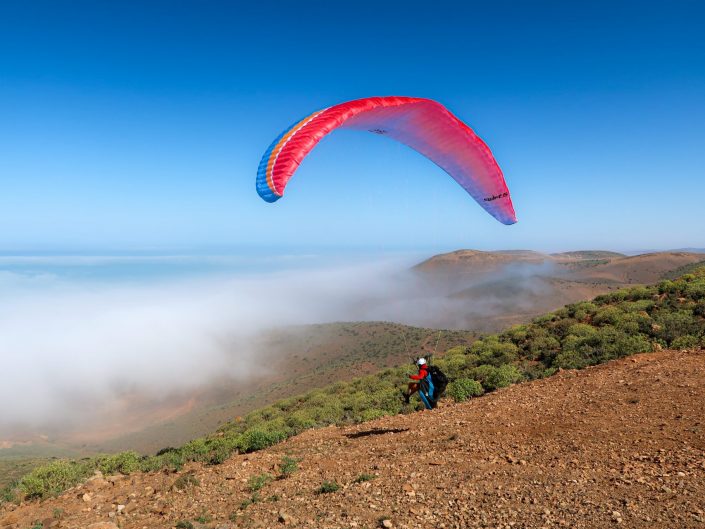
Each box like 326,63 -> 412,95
0,245 -> 704,258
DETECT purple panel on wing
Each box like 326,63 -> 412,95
342,100 -> 516,224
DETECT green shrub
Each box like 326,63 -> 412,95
526,334 -> 560,362
444,345 -> 470,357
317,480 -> 340,494
201,436 -> 238,465
238,429 -> 287,453
19,460 -> 94,500
685,281 -> 705,299
357,408 -> 389,422
672,335 -> 700,349
309,401 -> 345,424
625,286 -> 652,301
279,456 -> 298,478
366,387 -> 404,415
570,301 -> 598,321
553,349 -> 589,369
145,450 -> 185,472
595,327 -> 651,361
354,473 -> 375,483
653,310 -> 700,345
438,354 -> 472,379
248,473 -> 272,492
1,482 -> 17,504
593,306 -> 624,326
471,337 -> 519,366
172,472 -> 199,491
566,323 -> 599,339
180,439 -> 209,461
695,301 -> 705,317
620,299 -> 654,312
558,324 -> 601,367
471,364 -> 523,391
446,378 -> 484,402
532,313 -> 555,325
175,521 -> 193,529
97,451 -> 141,475
613,312 -> 648,334
285,410 -> 317,432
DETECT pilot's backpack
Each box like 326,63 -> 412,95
426,365 -> 448,398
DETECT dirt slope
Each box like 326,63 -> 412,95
3,349 -> 704,529
572,252 -> 705,284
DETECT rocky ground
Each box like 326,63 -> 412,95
2,349 -> 704,529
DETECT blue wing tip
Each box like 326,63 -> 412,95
256,183 -> 282,203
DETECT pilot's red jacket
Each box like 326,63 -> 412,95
409,364 -> 429,381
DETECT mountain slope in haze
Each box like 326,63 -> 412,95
415,249 -> 705,331
2,349 -> 703,529
20,323 -> 476,456
550,250 -> 627,260
571,251 -> 705,284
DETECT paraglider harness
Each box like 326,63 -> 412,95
415,356 -> 448,410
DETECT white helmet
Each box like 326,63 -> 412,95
416,357 -> 427,366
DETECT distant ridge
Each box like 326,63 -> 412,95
416,249 -> 704,278
672,247 -> 705,253
550,250 -> 626,259
413,249 -> 548,275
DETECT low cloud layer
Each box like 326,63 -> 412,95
0,254 -> 556,438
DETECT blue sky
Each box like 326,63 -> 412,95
1,0 -> 703,254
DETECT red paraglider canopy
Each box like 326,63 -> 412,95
257,96 -> 516,225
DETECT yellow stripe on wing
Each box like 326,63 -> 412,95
266,109 -> 327,194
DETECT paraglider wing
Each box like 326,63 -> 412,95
256,96 -> 516,225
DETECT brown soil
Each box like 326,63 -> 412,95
3,349 -> 704,529
571,252 -> 705,284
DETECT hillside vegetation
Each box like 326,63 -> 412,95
3,266 -> 704,504
91,322 -> 477,455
